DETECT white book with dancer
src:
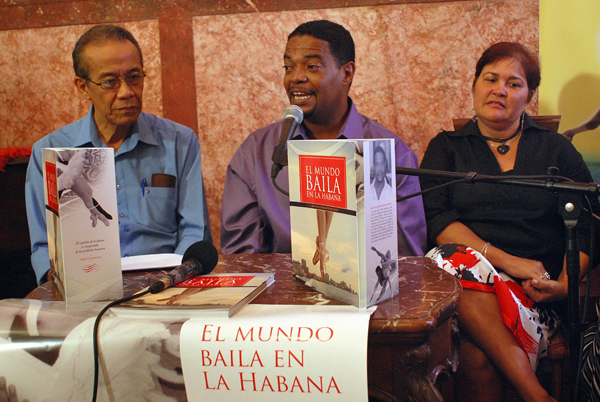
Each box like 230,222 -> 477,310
287,139 -> 398,308
43,148 -> 122,304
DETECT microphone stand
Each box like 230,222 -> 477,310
397,166 -> 600,398
271,163 -> 289,196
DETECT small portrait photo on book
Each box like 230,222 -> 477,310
369,140 -> 394,202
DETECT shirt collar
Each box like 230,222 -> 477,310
72,106 -> 158,153
292,98 -> 361,140
522,113 -> 550,132
338,98 -> 363,140
72,107 -> 103,148
118,112 -> 159,155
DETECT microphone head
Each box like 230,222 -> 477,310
283,105 -> 303,125
182,241 -> 219,275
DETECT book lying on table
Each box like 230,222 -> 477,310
111,272 -> 275,318
287,139 -> 399,308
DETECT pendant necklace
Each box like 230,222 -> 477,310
487,132 -> 520,155
480,114 -> 524,155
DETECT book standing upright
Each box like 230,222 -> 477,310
287,139 -> 398,308
43,148 -> 122,304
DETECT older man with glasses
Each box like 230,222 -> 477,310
25,24 -> 211,286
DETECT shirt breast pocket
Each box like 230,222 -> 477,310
141,187 -> 177,231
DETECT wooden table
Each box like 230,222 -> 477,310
27,253 -> 461,402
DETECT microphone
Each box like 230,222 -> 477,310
148,241 -> 219,294
271,105 -> 304,179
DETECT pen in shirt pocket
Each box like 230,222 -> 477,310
141,178 -> 147,197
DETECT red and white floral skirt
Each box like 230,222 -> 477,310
426,243 -> 560,370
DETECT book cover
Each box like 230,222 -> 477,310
113,272 -> 275,318
42,148 -> 122,304
288,139 -> 398,308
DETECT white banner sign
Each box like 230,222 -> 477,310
180,304 -> 373,402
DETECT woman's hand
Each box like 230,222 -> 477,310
519,252 -> 587,304
498,255 -> 568,302
521,276 -> 568,303
494,253 -> 548,281
435,223 -> 550,281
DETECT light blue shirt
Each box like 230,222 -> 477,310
26,107 -> 210,284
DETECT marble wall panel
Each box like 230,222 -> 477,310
0,20 -> 163,148
193,0 -> 539,249
0,0 -> 539,251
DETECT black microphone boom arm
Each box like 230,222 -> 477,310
396,166 -> 600,195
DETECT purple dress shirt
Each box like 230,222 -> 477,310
221,99 -> 426,256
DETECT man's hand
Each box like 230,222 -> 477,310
0,377 -> 28,402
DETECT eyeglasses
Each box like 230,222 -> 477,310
84,73 -> 146,90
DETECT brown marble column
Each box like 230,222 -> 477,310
159,0 -> 199,134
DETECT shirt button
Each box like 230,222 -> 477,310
116,184 -> 122,190
119,213 -> 125,217
124,226 -> 130,232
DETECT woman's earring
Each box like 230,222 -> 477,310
471,108 -> 477,122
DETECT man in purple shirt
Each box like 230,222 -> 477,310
221,20 -> 426,256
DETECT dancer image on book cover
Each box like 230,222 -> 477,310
48,149 -> 114,283
312,210 -> 333,278
370,246 -> 397,303
155,288 -> 210,306
56,149 -> 113,226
